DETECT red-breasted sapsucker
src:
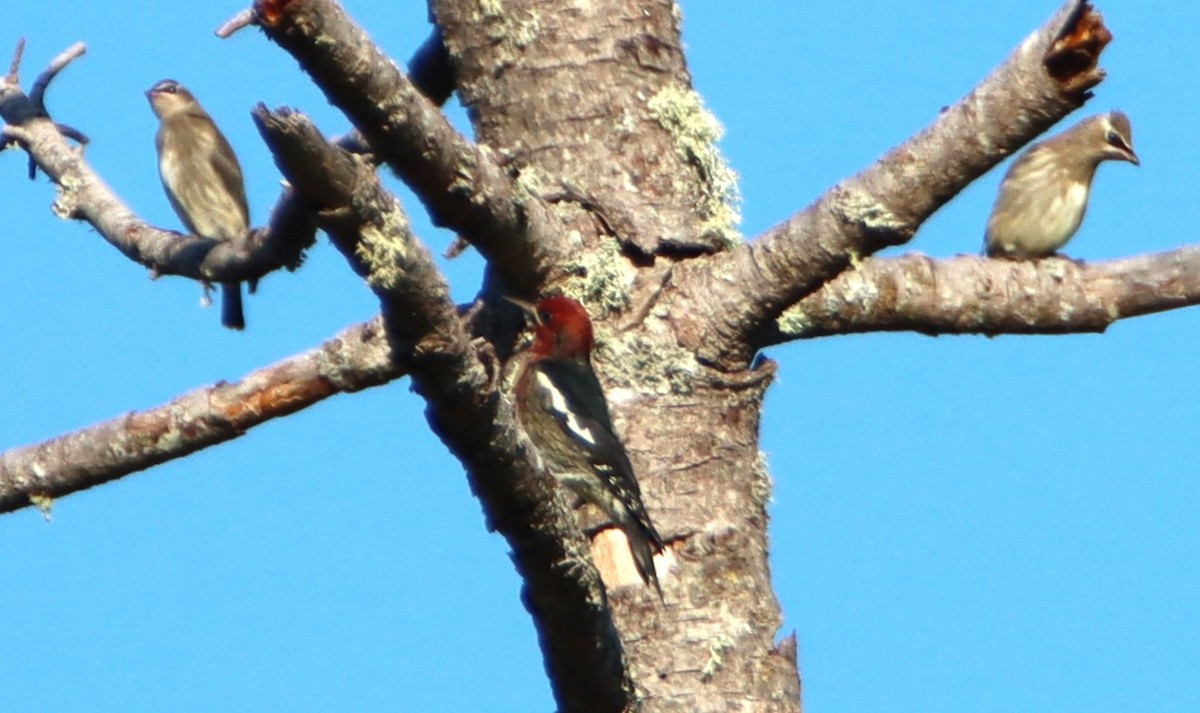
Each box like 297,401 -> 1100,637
510,296 -> 665,597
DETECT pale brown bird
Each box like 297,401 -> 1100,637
147,79 -> 248,330
984,111 -> 1138,259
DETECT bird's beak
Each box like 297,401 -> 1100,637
503,295 -> 538,320
1126,150 -> 1140,166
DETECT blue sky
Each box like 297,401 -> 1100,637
3,2 -> 1197,711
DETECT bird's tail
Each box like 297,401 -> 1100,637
221,282 -> 245,330
626,519 -> 665,601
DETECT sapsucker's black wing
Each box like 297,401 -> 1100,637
527,358 -> 665,596
533,359 -> 620,454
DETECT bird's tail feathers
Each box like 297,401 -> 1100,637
221,282 -> 245,330
626,521 -> 665,602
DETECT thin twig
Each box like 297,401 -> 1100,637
6,38 -> 25,81
215,9 -> 257,39
29,41 -> 86,111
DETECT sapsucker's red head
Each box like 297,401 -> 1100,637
524,296 -> 596,361
508,294 -> 665,597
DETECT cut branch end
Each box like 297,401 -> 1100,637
1046,2 -> 1111,96
253,0 -> 299,28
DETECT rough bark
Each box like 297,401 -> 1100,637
774,248 -> 1200,341
252,104 -> 637,708
0,319 -> 401,513
254,0 -> 556,293
428,0 -> 802,707
0,48 -> 313,283
671,0 -> 1112,368
2,1 -> 1185,711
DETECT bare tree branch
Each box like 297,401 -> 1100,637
221,29 -> 453,279
672,0 -> 1112,368
27,42 -> 90,160
5,38 -> 24,79
250,0 -> 557,293
215,9 -> 256,38
0,318 -> 403,515
0,42 -> 311,285
771,248 -> 1200,341
0,40 -> 88,179
252,105 -> 638,713
28,41 -> 85,111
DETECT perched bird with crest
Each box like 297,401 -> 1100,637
147,79 -> 249,330
509,296 -> 665,598
984,110 -> 1138,259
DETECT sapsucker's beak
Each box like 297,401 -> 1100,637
504,295 -> 540,323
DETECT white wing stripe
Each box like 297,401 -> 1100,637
534,370 -> 598,446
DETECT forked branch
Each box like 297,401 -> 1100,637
246,0 -> 557,292
674,0 -> 1113,367
253,105 -> 639,713
0,41 -> 312,285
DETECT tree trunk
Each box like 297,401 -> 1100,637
437,0 -> 799,706
4,0 -> 1188,710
